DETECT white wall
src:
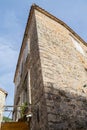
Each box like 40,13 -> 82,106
0,91 -> 6,123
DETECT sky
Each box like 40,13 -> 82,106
0,0 -> 87,117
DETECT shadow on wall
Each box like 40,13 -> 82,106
45,83 -> 87,130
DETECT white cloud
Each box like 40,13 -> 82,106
0,42 -> 18,74
0,40 -> 18,110
0,10 -> 23,50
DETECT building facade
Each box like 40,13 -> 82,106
13,4 -> 87,130
0,88 -> 7,123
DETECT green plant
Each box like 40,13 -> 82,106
3,116 -> 12,122
20,102 -> 28,117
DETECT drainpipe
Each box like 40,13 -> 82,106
28,70 -> 31,105
27,70 -> 32,129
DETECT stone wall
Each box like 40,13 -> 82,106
44,83 -> 87,130
35,9 -> 87,130
0,90 -> 6,124
13,5 -> 87,130
13,11 -> 48,129
29,12 -> 48,130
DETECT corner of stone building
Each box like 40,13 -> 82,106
29,10 -> 48,130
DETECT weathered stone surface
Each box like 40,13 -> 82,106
44,86 -> 87,130
14,5 -> 87,130
35,8 -> 87,130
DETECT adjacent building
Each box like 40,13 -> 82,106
13,4 -> 87,130
0,88 -> 7,123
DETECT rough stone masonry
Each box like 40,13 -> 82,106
14,5 -> 87,130
34,6 -> 87,130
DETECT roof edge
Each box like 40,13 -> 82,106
14,4 -> 87,83
14,4 -> 35,82
34,4 -> 87,45
0,88 -> 8,97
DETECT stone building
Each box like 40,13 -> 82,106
0,88 -> 7,123
13,4 -> 87,130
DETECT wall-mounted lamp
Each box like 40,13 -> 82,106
26,112 -> 32,122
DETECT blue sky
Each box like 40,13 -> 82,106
0,0 -> 87,117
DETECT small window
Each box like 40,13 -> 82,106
23,38 -> 30,63
37,106 -> 40,123
70,35 -> 85,56
83,84 -> 87,88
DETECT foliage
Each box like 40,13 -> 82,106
20,102 -> 28,117
3,116 -> 12,122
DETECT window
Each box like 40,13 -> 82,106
23,38 -> 30,63
23,88 -> 27,103
22,74 -> 28,103
70,35 -> 85,56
